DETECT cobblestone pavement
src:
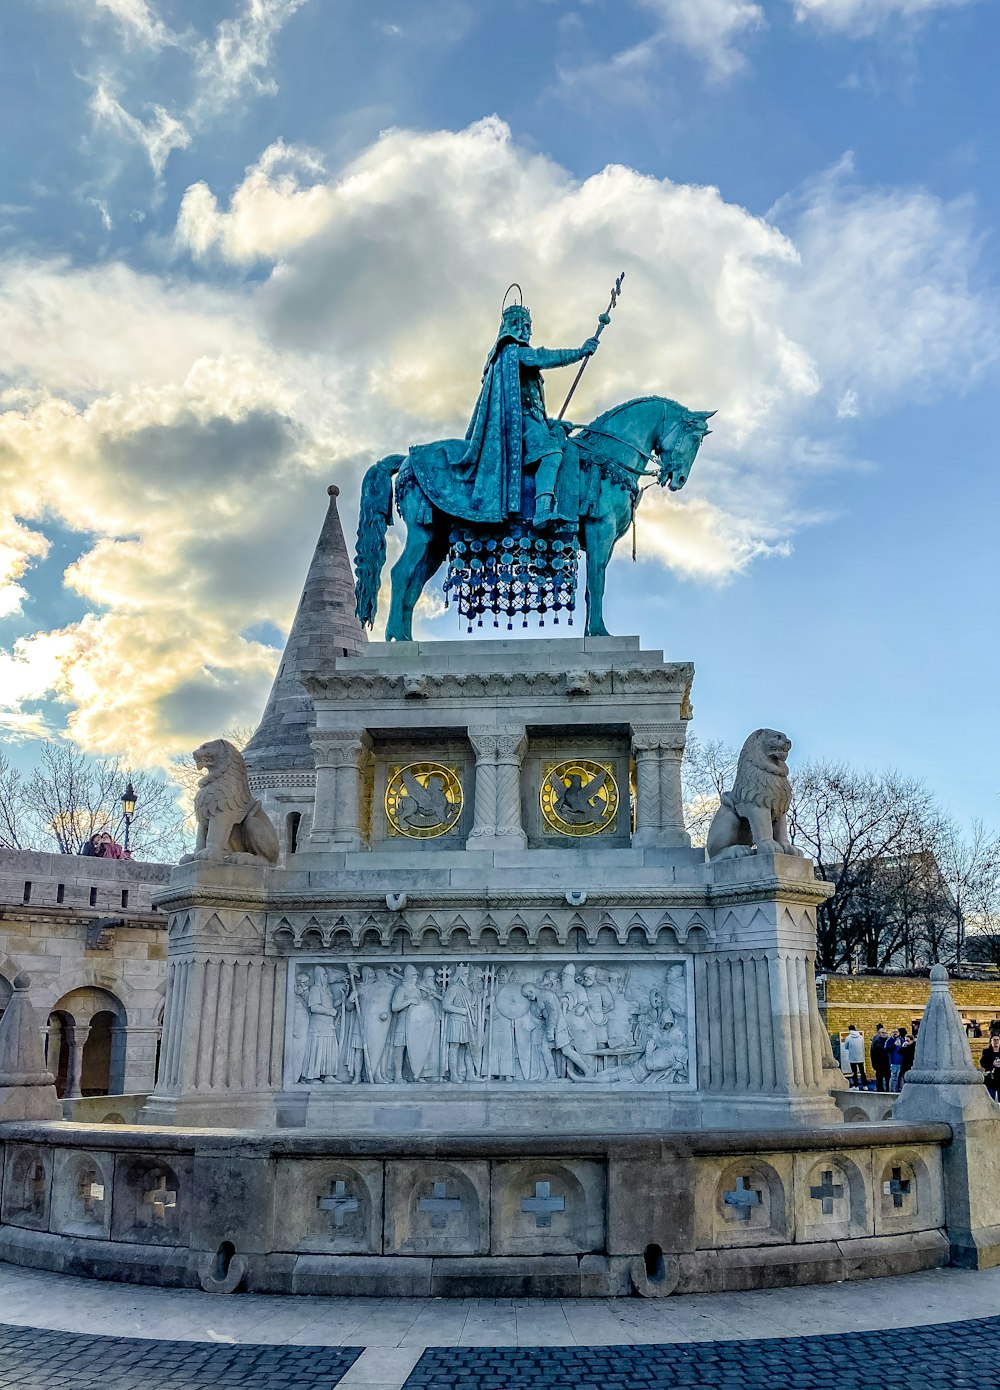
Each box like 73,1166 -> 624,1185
0,1324 -> 361,1389
402,1318 -> 1000,1389
1,1314 -> 998,1390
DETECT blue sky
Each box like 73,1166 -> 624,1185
0,0 -> 996,826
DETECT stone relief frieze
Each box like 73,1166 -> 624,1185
284,957 -> 693,1089
303,663 -> 693,705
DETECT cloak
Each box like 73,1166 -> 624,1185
456,340 -> 525,524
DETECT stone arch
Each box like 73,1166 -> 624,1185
115,1155 -> 186,1246
395,1162 -> 485,1255
505,925 -> 530,949
877,1150 -> 932,1228
51,1148 -> 114,1237
47,986 -> 127,1099
714,1159 -> 788,1246
34,965 -> 139,1018
495,1159 -> 600,1255
843,1107 -> 870,1123
294,1160 -> 378,1254
1,1145 -> 52,1230
800,1154 -> 869,1241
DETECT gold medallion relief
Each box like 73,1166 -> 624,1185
385,762 -> 463,839
540,759 -> 619,837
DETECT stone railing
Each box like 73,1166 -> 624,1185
0,1120 -> 950,1297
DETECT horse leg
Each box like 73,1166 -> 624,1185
581,510 -> 626,638
386,520 -> 433,642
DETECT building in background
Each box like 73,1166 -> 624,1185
0,849 -> 169,1114
820,971 -> 1000,1042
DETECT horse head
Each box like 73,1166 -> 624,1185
657,408 -> 715,492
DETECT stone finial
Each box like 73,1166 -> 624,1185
242,483 -> 367,776
906,965 -> 982,1086
0,972 -> 61,1121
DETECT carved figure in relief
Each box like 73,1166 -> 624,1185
398,768 -> 452,829
521,983 -> 594,1079
180,739 -> 280,865
560,963 -> 598,1059
289,971 -> 311,1083
556,768 -> 608,826
414,967 -> 442,1080
706,729 -> 804,862
580,966 -> 614,1049
489,966 -> 527,1081
344,966 -> 395,1083
605,971 -> 641,1049
301,967 -> 346,1083
442,963 -> 479,1082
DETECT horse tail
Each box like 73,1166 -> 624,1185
354,454 -> 403,628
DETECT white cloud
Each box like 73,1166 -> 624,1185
791,0 -> 976,35
561,0 -> 765,91
176,141 -> 335,263
85,0 -> 309,177
190,0 -> 309,123
1,119 -> 993,766
93,0 -> 175,48
90,82 -> 191,177
638,0 -> 766,81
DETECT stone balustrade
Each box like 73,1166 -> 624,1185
0,1121 -> 950,1297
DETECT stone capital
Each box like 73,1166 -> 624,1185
468,725 -> 528,764
309,729 -> 372,768
630,722 -> 687,755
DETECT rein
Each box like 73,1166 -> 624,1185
571,425 -> 661,475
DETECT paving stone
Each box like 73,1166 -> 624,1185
0,1324 -> 361,1389
401,1317 -> 1000,1389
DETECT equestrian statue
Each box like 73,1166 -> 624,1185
354,278 -> 714,640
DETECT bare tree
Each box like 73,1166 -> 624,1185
682,735 -> 738,847
939,819 -> 1000,968
789,761 -> 942,972
1,743 -> 189,860
0,753 -> 27,850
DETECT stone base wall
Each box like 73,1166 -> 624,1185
0,1120 -> 951,1297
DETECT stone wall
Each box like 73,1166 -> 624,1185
0,850 -> 170,1096
0,1121 -> 950,1297
825,975 -> 1000,1038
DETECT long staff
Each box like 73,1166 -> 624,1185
556,271 -> 625,421
347,961 -> 376,1084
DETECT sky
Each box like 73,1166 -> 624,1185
0,0 -> 997,826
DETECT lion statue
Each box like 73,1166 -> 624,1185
179,739 -> 280,866
705,728 -> 804,863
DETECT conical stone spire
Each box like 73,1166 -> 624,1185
244,485 -> 367,775
0,972 -> 61,1120
906,964 -> 983,1086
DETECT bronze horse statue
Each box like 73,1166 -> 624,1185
355,395 -> 713,640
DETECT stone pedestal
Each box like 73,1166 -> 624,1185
144,864 -> 284,1128
148,638 -> 839,1135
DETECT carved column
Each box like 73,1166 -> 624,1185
630,722 -> 691,849
468,726 -> 528,850
64,1024 -> 90,1099
658,724 -> 690,848
309,730 -> 372,850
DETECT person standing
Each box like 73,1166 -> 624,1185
870,1024 -> 890,1093
884,1028 -> 902,1092
897,1027 -> 916,1088
843,1024 -> 867,1089
980,1034 -> 1000,1101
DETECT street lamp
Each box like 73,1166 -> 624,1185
121,780 -> 137,855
